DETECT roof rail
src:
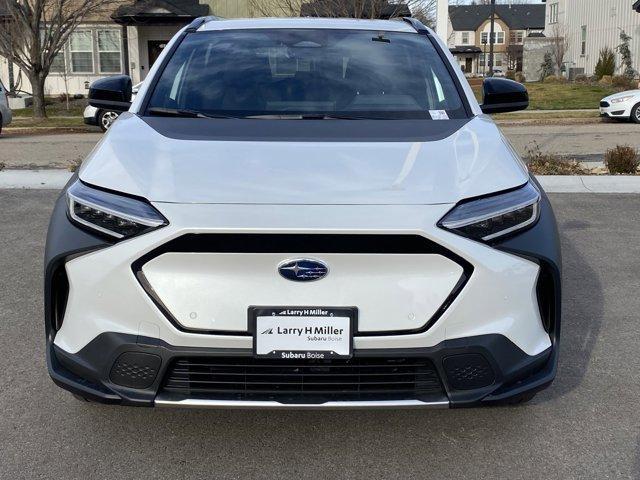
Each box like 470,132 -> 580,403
402,17 -> 429,34
185,15 -> 222,32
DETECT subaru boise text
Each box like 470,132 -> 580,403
45,18 -> 561,409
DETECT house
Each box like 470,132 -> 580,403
446,3 -> 546,76
0,0 -> 299,96
542,0 -> 640,78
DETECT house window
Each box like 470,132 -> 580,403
481,31 -> 505,45
581,25 -> 587,55
549,3 -> 559,24
510,30 -> 524,44
494,53 -> 503,67
98,30 -> 122,73
41,29 -> 66,74
69,31 -> 94,73
50,51 -> 66,73
461,32 -> 469,44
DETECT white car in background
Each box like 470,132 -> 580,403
83,82 -> 141,131
600,89 -> 640,123
0,79 -> 12,135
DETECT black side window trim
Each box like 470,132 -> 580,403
138,30 -> 190,115
420,31 -> 473,118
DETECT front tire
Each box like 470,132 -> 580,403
631,103 -> 640,124
98,110 -> 119,132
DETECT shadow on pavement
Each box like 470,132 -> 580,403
543,228 -> 604,401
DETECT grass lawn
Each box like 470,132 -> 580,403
471,82 -> 621,110
11,97 -> 87,117
493,110 -> 600,120
9,116 -> 85,128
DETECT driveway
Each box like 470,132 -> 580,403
0,191 -> 639,479
1,122 -> 639,169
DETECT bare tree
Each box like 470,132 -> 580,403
0,0 -> 118,118
550,24 -> 569,76
409,0 -> 437,28
251,0 -> 437,24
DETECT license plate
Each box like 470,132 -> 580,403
250,307 -> 356,360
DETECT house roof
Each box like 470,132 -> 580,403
112,0 -> 209,25
449,4 -> 545,31
300,0 -> 411,19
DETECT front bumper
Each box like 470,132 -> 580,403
48,330 -> 555,408
600,101 -> 633,119
83,106 -> 99,126
45,177 -> 561,408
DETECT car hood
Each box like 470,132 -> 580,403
603,90 -> 640,101
79,114 -> 528,205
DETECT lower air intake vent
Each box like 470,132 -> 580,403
161,356 -> 444,404
443,354 -> 495,390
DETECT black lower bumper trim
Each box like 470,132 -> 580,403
48,332 -> 556,407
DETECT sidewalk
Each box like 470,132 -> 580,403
1,169 -> 639,193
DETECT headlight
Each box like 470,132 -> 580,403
66,180 -> 167,239
439,182 -> 540,241
611,95 -> 634,104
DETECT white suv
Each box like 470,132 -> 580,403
0,80 -> 12,135
45,17 -> 561,409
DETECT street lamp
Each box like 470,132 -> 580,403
488,0 -> 496,77
482,38 -> 488,77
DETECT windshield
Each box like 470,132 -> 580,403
145,29 -> 467,120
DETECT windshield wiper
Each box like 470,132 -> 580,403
147,107 -> 241,119
148,109 -> 397,120
301,113 -> 369,120
243,113 -> 370,120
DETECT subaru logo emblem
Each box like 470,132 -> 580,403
278,259 -> 329,282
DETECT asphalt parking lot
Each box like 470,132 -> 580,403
1,190 -> 639,479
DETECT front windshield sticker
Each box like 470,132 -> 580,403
429,110 -> 449,120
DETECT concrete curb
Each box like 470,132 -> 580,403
0,169 -> 73,189
538,175 -> 640,193
1,170 -> 640,193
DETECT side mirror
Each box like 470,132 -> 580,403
480,77 -> 529,114
88,75 -> 132,112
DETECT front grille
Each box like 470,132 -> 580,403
161,356 -> 444,403
600,101 -> 610,108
